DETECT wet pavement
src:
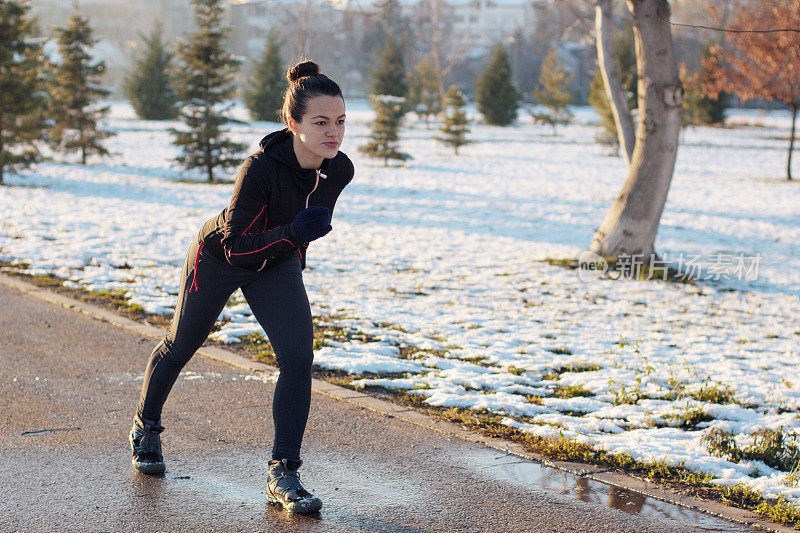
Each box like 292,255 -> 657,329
0,280 -> 758,532
454,449 -> 754,531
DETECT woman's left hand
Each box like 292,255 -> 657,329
291,206 -> 332,242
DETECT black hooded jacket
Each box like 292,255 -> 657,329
199,129 -> 354,271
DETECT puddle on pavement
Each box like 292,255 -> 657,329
454,449 -> 755,532
126,449 -> 754,531
158,453 -> 421,510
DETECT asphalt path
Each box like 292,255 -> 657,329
0,281 -> 759,532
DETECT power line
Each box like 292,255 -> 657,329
665,19 -> 800,34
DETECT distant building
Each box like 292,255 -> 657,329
448,0 -> 541,55
30,0 -> 200,96
228,1 -> 361,95
333,1 -> 543,55
28,0 -> 591,103
560,41 -> 592,104
228,0 -> 293,61
325,0 -> 548,95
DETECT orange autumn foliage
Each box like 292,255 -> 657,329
703,2 -> 800,105
702,0 -> 800,179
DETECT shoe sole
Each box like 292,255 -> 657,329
132,459 -> 166,475
266,495 -> 322,514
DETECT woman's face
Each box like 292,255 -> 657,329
289,95 -> 346,164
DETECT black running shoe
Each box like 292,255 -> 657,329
266,459 -> 322,513
129,419 -> 165,475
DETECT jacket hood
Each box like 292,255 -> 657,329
259,129 -> 332,176
258,128 -> 291,153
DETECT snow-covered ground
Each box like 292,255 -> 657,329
2,101 -> 799,500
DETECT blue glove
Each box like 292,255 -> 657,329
291,206 -> 332,242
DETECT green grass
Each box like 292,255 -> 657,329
543,257 -> 576,269
326,374 -> 358,388
703,427 -> 800,472
553,384 -> 594,399
236,332 -> 276,364
551,363 -> 602,374
690,384 -> 736,404
459,355 -> 501,368
526,394 -> 544,405
90,289 -> 140,312
721,483 -> 763,508
373,321 -> 408,333
0,259 -> 31,270
609,380 -> 646,406
547,346 -> 573,355
702,428 -> 743,462
664,375 -> 740,404
663,406 -> 713,430
757,497 -> 800,528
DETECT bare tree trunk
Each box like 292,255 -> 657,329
589,0 -> 682,259
422,0 -> 469,109
206,139 -> 214,183
282,0 -> 324,60
429,0 -> 446,107
788,103 -> 797,181
595,0 -> 636,166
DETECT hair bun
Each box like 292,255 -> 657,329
287,60 -> 320,83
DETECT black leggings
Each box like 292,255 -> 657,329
136,237 -> 314,460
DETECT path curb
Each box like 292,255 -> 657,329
0,273 -> 788,532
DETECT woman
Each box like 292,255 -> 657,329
129,60 -> 353,514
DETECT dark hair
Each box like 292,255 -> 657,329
282,60 -> 343,126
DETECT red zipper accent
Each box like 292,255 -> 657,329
189,243 -> 204,293
241,205 -> 267,236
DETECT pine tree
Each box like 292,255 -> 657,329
475,43 -> 519,126
588,70 -> 620,152
0,0 -> 46,184
615,21 -> 638,110
681,45 -> 727,127
124,23 -> 177,120
435,85 -> 470,154
170,0 -> 245,183
243,31 -> 285,122
407,56 -> 441,125
47,13 -> 113,165
359,95 -> 409,165
531,49 -> 574,134
370,34 -> 408,103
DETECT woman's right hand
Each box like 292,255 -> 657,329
291,206 -> 332,242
